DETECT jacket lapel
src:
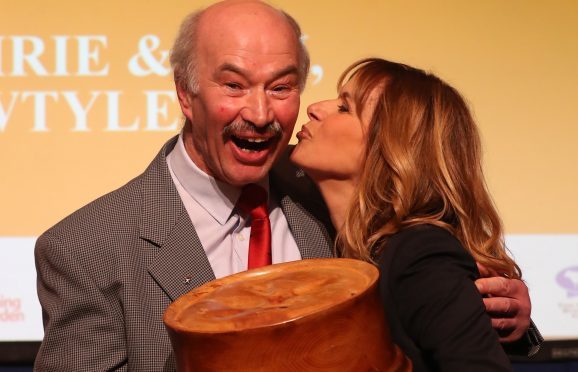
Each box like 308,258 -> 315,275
278,193 -> 334,259
140,136 -> 216,301
148,212 -> 216,301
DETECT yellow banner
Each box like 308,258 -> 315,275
1,0 -> 577,234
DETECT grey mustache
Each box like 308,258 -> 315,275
223,119 -> 283,137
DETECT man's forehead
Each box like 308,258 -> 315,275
196,4 -> 300,72
215,60 -> 299,81
204,33 -> 298,58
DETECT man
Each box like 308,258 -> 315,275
34,1 -> 539,370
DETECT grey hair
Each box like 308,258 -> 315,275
169,4 -> 310,94
170,10 -> 203,94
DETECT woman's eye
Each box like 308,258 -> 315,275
337,104 -> 349,113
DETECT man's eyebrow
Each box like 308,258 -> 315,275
216,63 -> 299,82
217,63 -> 246,76
271,65 -> 299,81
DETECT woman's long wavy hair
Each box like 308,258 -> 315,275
337,58 -> 521,279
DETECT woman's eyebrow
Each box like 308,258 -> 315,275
339,91 -> 354,106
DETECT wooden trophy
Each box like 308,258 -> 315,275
163,258 -> 411,371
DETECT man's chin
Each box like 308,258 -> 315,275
222,162 -> 274,187
222,143 -> 285,185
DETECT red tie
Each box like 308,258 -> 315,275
236,184 -> 272,269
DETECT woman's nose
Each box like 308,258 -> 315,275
307,102 -> 323,121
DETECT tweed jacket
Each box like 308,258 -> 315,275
34,136 -> 334,371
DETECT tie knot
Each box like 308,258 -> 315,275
236,184 -> 268,219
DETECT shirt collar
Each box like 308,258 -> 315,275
167,133 -> 269,225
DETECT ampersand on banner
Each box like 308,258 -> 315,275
128,35 -> 170,76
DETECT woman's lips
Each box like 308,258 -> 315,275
296,125 -> 312,141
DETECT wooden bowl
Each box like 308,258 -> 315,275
163,258 -> 411,371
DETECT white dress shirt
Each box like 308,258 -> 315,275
166,134 -> 302,279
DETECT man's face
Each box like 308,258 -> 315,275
177,5 -> 301,186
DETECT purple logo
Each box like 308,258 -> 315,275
556,266 -> 578,297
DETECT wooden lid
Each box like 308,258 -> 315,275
164,258 -> 378,333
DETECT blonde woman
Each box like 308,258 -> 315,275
291,58 -> 520,371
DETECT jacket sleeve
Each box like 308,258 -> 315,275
34,232 -> 128,371
381,226 -> 512,372
503,319 -> 544,358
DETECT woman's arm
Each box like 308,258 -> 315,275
379,225 -> 512,372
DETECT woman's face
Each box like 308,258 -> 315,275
291,79 -> 378,181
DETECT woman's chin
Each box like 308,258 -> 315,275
290,145 -> 336,184
289,143 -> 306,166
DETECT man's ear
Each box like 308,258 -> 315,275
176,81 -> 193,121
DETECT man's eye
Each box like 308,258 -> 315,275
337,104 -> 349,113
225,82 -> 242,90
270,85 -> 292,97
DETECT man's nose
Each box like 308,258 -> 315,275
242,89 -> 274,127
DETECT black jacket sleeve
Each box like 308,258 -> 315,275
378,225 -> 512,372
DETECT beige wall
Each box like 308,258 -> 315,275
1,0 -> 577,234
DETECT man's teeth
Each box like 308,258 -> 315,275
232,135 -> 271,152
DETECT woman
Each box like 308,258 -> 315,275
291,58 -> 519,371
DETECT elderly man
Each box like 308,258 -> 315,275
34,1 -> 539,370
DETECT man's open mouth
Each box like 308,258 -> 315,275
231,136 -> 273,152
